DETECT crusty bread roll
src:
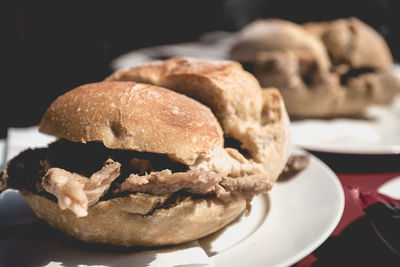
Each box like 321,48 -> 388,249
230,18 -> 400,118
229,19 -> 331,70
1,58 -> 291,247
22,191 -> 246,247
2,81 -> 247,247
304,17 -> 392,70
253,50 -> 370,117
40,81 -> 223,165
106,57 -> 291,180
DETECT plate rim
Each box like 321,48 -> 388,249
290,95 -> 400,156
297,143 -> 400,155
211,148 -> 345,267
278,151 -> 345,266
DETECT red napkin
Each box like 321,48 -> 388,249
297,171 -> 400,266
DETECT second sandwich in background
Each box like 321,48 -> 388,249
230,18 -> 400,118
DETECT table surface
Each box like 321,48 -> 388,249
297,152 -> 400,266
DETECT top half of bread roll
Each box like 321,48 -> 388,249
40,81 -> 223,166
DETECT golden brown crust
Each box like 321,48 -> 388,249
106,57 -> 291,182
304,17 -> 392,70
254,51 -> 357,117
231,18 -> 399,117
252,49 -> 400,118
39,81 -> 223,165
106,58 -> 264,132
22,191 -> 246,247
345,71 -> 400,105
229,19 -> 331,70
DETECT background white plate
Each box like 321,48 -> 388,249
291,96 -> 400,155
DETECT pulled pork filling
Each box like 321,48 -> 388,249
0,139 -> 273,217
117,170 -> 222,195
42,160 -> 121,217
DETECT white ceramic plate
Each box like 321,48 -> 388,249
0,148 -> 344,267
291,95 -> 400,155
201,148 -> 344,267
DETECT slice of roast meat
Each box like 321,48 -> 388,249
116,170 -> 222,195
279,154 -> 310,180
42,160 -> 121,217
83,159 -> 121,205
218,174 -> 273,213
220,175 -> 273,198
117,167 -> 273,214
42,169 -> 88,217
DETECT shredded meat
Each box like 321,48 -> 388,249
279,154 -> 310,180
219,175 -> 273,213
191,147 -> 265,178
83,160 -> 121,205
88,146 -> 274,210
220,175 -> 273,197
3,140 -> 275,218
42,160 -> 121,217
117,166 -> 273,215
285,154 -> 310,171
116,170 -> 222,195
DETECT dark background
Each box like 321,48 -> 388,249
2,0 -> 400,138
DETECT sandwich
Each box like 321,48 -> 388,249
0,57 -> 291,247
229,18 -> 400,118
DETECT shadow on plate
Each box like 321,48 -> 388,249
199,194 -> 270,257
